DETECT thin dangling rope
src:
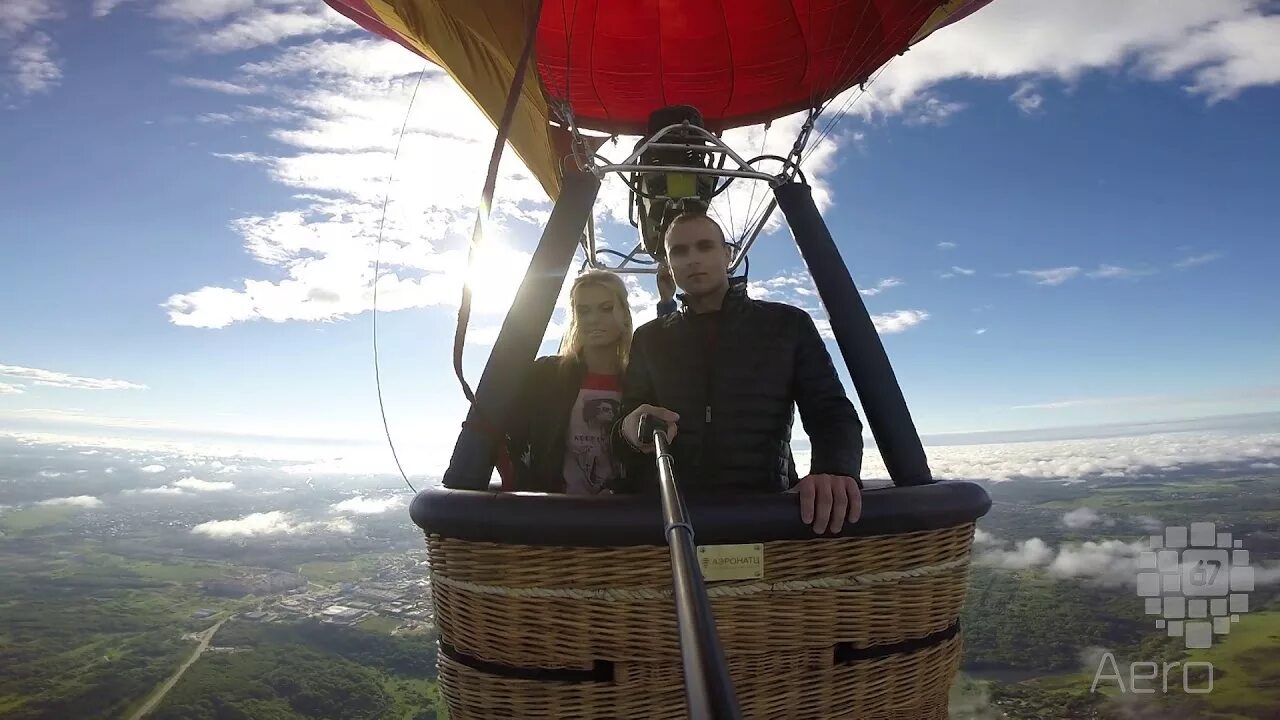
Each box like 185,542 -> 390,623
453,0 -> 546,406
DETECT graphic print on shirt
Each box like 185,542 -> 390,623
563,376 -> 622,495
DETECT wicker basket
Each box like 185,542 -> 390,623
422,518 -> 977,719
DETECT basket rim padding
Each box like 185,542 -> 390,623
411,480 -> 991,546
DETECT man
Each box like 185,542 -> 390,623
612,212 -> 864,533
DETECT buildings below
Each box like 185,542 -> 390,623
203,570 -> 307,598
227,551 -> 434,633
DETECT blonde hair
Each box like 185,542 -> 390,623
558,270 -> 633,370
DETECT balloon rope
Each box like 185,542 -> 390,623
801,0 -> 933,165
372,64 -> 430,495
453,0 -> 546,406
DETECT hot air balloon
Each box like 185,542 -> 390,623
321,2 -> 996,718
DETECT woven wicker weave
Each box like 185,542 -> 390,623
425,521 -> 976,719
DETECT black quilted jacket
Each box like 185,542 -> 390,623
503,355 -> 593,493
610,283 -> 863,495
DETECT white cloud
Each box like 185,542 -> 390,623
237,35 -> 425,80
145,1 -> 346,53
1174,252 -> 1223,269
173,476 -> 234,491
978,537 -> 1054,570
92,0 -> 135,18
191,510 -> 354,538
1087,264 -> 1156,279
36,495 -> 103,508
747,272 -> 815,303
0,382 -> 23,394
941,265 -> 976,279
163,39 -> 557,329
8,30 -> 60,94
905,96 -> 967,126
973,528 -> 1000,546
0,0 -> 60,37
174,76 -> 265,95
975,328 -> 987,335
197,105 -> 301,124
189,5 -> 346,54
192,510 -> 294,537
1047,539 -> 1145,585
131,485 -> 186,495
937,242 -> 957,250
165,17 -> 843,331
811,309 -> 930,341
140,464 -> 167,473
1062,507 -> 1114,529
325,517 -> 355,534
978,534 -> 1280,590
331,495 -> 401,514
0,364 -> 146,390
151,0 -> 258,23
862,429 -> 1280,484
1,1 -> 63,98
871,309 -> 929,335
1010,82 -> 1043,114
862,0 -> 1280,115
1017,266 -> 1080,286
1140,12 -> 1280,103
977,534 -> 1137,581
859,277 -> 903,297
1133,515 -> 1165,532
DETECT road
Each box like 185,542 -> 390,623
128,617 -> 228,720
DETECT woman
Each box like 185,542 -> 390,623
500,270 -> 635,495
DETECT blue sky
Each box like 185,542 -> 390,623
1,0 -> 1278,478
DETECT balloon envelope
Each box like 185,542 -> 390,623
324,0 -> 993,199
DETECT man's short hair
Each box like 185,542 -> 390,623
663,211 -> 727,247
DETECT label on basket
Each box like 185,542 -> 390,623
697,543 -> 764,582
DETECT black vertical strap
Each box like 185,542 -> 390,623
454,0 -> 547,405
441,167 -> 601,490
774,181 -> 933,487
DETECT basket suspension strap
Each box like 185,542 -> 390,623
451,0 -> 545,490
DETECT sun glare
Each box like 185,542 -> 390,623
463,241 -> 533,316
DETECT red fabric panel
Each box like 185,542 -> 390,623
535,0 -> 940,135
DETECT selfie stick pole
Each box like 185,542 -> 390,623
641,414 -> 742,720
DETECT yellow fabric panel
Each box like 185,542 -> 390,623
366,0 -> 564,201
910,0 -> 980,45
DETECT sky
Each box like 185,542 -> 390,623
1,0 -> 1278,480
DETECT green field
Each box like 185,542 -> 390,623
1176,610 -> 1280,719
0,506 -> 75,534
297,555 -> 385,583
949,472 -> 1280,719
358,614 -> 403,634
152,620 -> 444,720
0,543 -> 251,720
0,537 -> 437,720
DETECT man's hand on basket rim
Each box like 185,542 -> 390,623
791,474 -> 862,534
